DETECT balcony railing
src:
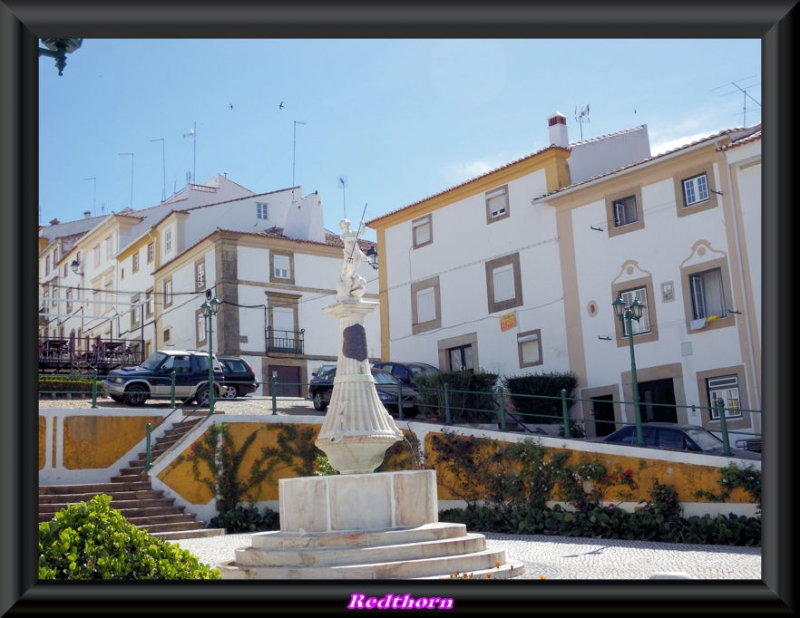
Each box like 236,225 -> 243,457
38,335 -> 144,375
266,327 -> 304,354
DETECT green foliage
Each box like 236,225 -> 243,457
502,371 -> 579,424
38,374 -> 97,395
433,432 -> 760,546
313,454 -> 339,476
376,432 -> 423,472
694,463 -> 761,514
38,494 -> 221,580
209,505 -> 280,533
415,370 -> 500,424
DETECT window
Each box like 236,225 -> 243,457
195,260 -> 206,290
617,287 -> 651,336
412,214 -> 433,249
689,268 -> 727,321
53,247 -> 59,264
93,245 -> 100,266
145,289 -> 154,318
707,375 -> 742,420
65,288 -> 73,313
517,329 -> 543,368
612,195 -> 638,227
147,242 -> 155,263
131,295 -> 140,328
164,229 -> 173,253
63,263 -> 68,278
163,279 -> 173,307
485,185 -> 510,222
448,345 -> 474,372
683,173 -> 709,207
45,256 -> 50,275
105,235 -> 113,259
163,328 -> 171,343
196,311 -> 207,343
256,202 -> 268,220
485,254 -> 522,314
411,276 -> 441,334
132,253 -> 139,273
273,255 -> 290,279
270,252 -> 294,284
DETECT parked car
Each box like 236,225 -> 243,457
600,423 -> 761,460
309,367 -> 419,416
312,363 -> 337,379
218,356 -> 258,398
102,349 -> 224,407
371,361 -> 440,387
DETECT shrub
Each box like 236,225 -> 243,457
38,374 -> 97,396
38,494 -> 221,579
209,505 -> 280,533
416,370 -> 500,424
502,371 -> 579,425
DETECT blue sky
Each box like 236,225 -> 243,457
38,39 -> 761,241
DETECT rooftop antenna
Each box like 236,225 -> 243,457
151,138 -> 166,201
83,177 -> 96,215
339,176 -> 347,219
574,104 -> 590,141
118,153 -> 134,209
183,122 -> 196,184
292,120 -> 306,200
713,77 -> 761,126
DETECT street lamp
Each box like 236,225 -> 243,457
613,294 -> 645,446
200,294 -> 221,414
39,38 -> 83,76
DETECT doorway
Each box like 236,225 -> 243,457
638,378 -> 677,423
591,395 -> 616,437
267,365 -> 303,397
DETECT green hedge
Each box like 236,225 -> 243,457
38,374 -> 98,395
415,370 -> 500,424
502,371 -> 579,424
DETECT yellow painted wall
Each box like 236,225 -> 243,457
39,416 -> 46,470
63,415 -> 162,469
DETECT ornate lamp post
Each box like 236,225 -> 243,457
39,38 -> 83,76
613,295 -> 645,446
200,294 -> 221,414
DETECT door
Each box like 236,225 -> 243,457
268,365 -> 303,397
591,395 -> 616,437
638,378 -> 677,423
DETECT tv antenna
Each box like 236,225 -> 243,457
713,77 -> 761,126
339,176 -> 347,219
574,104 -> 590,140
183,122 -> 196,184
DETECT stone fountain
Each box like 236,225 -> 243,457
218,220 -> 524,579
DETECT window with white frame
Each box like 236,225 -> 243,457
145,289 -> 153,318
195,260 -> 206,290
45,256 -> 50,275
65,288 -> 73,313
273,254 -> 290,279
53,247 -> 59,264
486,253 -> 522,313
411,276 -> 441,334
164,229 -> 173,253
683,173 -> 709,207
131,295 -> 140,328
517,330 -> 543,368
63,262 -> 68,278
93,245 -> 100,266
105,235 -> 113,259
612,195 -> 638,227
147,242 -> 155,263
412,214 -> 432,248
257,202 -> 268,220
618,287 -> 651,336
485,185 -> 510,222
689,268 -> 727,320
448,344 -> 474,372
196,311 -> 207,343
132,252 -> 140,273
707,375 -> 742,419
163,279 -> 173,307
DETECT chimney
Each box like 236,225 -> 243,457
548,112 -> 569,148
49,218 -> 60,226
84,211 -> 91,219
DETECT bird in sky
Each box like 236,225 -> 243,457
279,101 -> 284,110
229,103 -> 233,110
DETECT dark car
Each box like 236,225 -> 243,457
101,349 -> 224,407
600,423 -> 761,460
309,367 -> 419,416
218,356 -> 258,398
371,361 -> 440,387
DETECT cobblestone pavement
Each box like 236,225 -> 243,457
172,530 -> 761,580
41,395 -> 762,579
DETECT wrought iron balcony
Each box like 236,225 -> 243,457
266,327 -> 305,354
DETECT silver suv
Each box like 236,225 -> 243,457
102,349 -> 224,406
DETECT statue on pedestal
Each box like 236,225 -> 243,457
336,218 -> 368,301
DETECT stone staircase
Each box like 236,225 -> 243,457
39,415 -> 224,540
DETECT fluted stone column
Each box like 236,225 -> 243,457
314,299 -> 402,474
